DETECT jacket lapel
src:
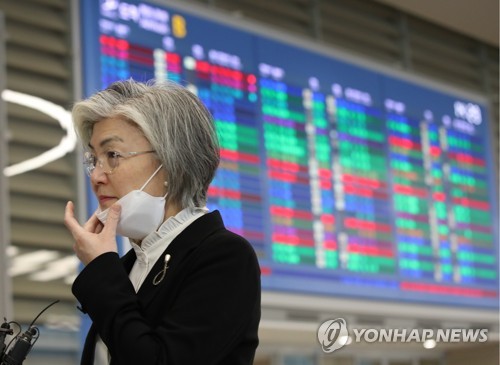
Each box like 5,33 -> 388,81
81,324 -> 98,365
121,248 -> 136,273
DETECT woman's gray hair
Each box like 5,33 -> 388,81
72,79 -> 220,209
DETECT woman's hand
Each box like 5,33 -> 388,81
64,201 -> 121,265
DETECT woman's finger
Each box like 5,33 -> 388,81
64,201 -> 84,237
102,204 -> 121,238
95,221 -> 104,234
83,212 -> 101,233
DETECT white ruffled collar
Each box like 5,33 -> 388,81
131,206 -> 208,255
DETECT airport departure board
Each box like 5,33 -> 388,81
80,0 -> 499,308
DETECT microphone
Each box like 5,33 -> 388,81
0,320 -> 13,359
0,300 -> 59,365
1,327 -> 37,365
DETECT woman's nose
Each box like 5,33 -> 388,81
90,164 -> 108,185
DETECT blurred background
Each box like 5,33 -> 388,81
0,0 -> 498,364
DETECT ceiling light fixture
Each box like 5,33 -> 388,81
2,90 -> 76,177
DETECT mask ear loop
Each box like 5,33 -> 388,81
139,164 -> 164,191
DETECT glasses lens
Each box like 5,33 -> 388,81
83,152 -> 96,176
106,151 -> 120,173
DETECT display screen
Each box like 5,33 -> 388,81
80,0 -> 499,308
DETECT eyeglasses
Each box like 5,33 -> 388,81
83,150 -> 155,176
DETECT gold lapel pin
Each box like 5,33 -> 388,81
153,254 -> 171,286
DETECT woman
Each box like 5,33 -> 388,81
64,79 -> 261,365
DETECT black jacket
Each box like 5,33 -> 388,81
72,211 -> 261,365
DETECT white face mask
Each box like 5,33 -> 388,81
96,165 -> 166,240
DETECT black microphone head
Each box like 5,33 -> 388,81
0,321 -> 12,335
2,328 -> 36,365
23,327 -> 36,340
